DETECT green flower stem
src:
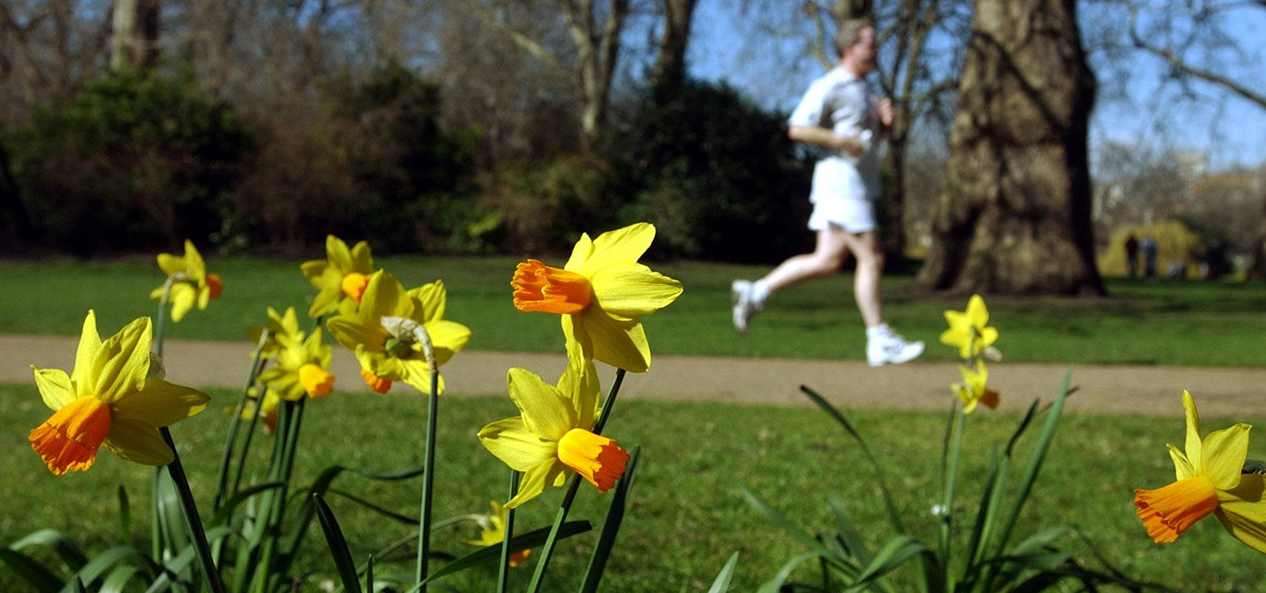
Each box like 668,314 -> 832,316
497,471 -> 521,593
525,368 -> 626,593
939,408 -> 967,575
214,331 -> 270,512
414,368 -> 441,588
152,275 -> 176,563
160,426 -> 226,593
253,399 -> 306,593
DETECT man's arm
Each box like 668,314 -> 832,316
788,125 -> 864,156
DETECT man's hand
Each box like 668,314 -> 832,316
832,134 -> 864,157
877,98 -> 895,128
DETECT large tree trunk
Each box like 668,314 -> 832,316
1247,195 -> 1266,281
111,0 -> 160,71
650,0 -> 697,89
916,0 -> 1103,295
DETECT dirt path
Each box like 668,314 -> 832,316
2,334 -> 1262,418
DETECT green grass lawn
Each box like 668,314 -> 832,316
2,256 -> 1265,366
3,383 -> 1263,592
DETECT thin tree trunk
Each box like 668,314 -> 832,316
650,0 -> 697,89
916,0 -> 1103,295
111,0 -> 159,71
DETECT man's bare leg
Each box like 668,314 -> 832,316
838,230 -> 884,327
762,228 -> 850,292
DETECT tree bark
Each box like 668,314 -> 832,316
110,0 -> 159,71
1247,195 -> 1266,281
650,0 -> 697,89
916,0 -> 1103,295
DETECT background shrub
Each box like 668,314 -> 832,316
5,69 -> 253,255
613,77 -> 813,263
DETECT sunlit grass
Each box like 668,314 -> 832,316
3,383 -> 1263,592
2,256 -> 1264,366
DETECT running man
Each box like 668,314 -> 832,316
731,18 -> 924,367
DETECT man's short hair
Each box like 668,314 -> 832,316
835,18 -> 873,57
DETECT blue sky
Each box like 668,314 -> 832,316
683,0 -> 1265,171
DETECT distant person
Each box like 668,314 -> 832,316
730,18 -> 924,367
1141,234 -> 1159,280
1124,233 -> 1139,278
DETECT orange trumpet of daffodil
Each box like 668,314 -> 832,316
29,311 -> 210,475
1134,391 -> 1266,553
511,223 -> 682,373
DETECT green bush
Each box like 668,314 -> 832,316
613,78 -> 814,262
477,154 -> 618,254
5,69 -> 253,255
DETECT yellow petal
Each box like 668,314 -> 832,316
504,460 -> 566,509
92,317 -> 152,404
169,285 -> 196,322
425,320 -> 471,366
350,241 -> 374,272
71,311 -> 102,394
579,306 -> 650,373
157,253 -> 186,277
1183,391 -> 1203,473
102,419 -> 174,466
978,326 -> 999,349
1168,444 -> 1195,481
1201,424 -> 1251,490
183,240 -> 206,280
1215,474 -> 1266,553
33,367 -> 75,410
327,316 -> 388,354
410,281 -> 447,322
197,285 -> 211,310
579,223 -> 656,275
507,368 -> 577,441
308,286 -> 345,318
563,233 -> 595,273
301,259 -> 329,284
557,356 -> 600,429
395,359 -> 446,395
590,264 -> 683,317
478,417 -> 560,471
112,380 -> 210,428
326,235 -> 354,273
362,271 -> 413,320
965,294 -> 989,328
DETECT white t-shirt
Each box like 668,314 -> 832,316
788,67 -> 882,203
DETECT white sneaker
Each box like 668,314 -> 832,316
866,331 -> 925,367
731,279 -> 760,336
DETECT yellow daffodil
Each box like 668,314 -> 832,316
301,235 -> 376,318
510,223 -> 682,373
28,311 -> 210,475
952,361 -> 999,414
256,327 -> 335,401
247,307 -> 303,359
478,358 -> 630,508
939,294 -> 998,360
150,240 -> 222,322
464,501 -> 531,567
1135,391 -> 1266,553
326,271 -> 470,395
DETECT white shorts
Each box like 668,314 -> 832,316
807,198 -> 876,233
